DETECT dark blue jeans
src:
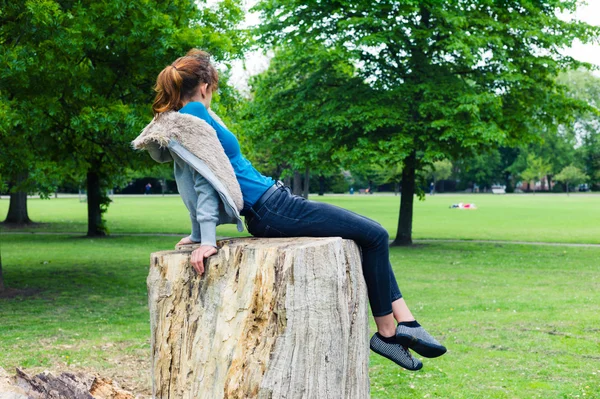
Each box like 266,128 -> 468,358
244,183 -> 402,317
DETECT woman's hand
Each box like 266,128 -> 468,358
190,245 -> 217,275
176,236 -> 195,247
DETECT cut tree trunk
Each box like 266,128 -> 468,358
4,172 -> 32,224
393,150 -> 416,246
148,237 -> 370,399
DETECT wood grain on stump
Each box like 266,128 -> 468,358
147,237 -> 370,399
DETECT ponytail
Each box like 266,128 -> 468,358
152,50 -> 219,117
153,65 -> 183,115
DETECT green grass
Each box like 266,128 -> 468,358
1,193 -> 599,243
1,195 -> 599,397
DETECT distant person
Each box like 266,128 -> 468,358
132,49 -> 446,371
145,183 -> 152,195
349,187 -> 354,195
430,182 -> 434,195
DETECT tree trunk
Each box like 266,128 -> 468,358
86,169 -> 106,237
393,151 -> 416,246
4,172 -> 32,224
318,175 -> 325,196
283,175 -> 291,188
0,254 -> 4,292
148,237 -> 370,399
292,169 -> 302,196
302,166 -> 310,199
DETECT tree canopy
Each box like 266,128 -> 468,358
1,0 -> 247,234
253,0 -> 600,244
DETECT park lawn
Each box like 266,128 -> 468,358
1,193 -> 599,244
1,234 -> 599,398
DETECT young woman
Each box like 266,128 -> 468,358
132,49 -> 446,371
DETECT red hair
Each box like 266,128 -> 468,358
152,49 -> 219,116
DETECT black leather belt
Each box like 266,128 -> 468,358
243,181 -> 284,217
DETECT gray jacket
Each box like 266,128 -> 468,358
132,110 -> 245,247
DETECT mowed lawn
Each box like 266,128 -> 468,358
1,194 -> 599,398
1,193 -> 599,244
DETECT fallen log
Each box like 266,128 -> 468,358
0,366 -> 133,399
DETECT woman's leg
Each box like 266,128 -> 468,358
392,298 -> 415,323
245,186 -> 431,370
247,185 -> 447,356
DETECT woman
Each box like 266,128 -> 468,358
132,49 -> 446,371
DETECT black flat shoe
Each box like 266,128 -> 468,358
396,324 -> 447,358
370,333 -> 423,371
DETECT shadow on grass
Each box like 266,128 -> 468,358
1,221 -> 47,230
0,265 -> 145,303
0,234 -> 153,309
0,287 -> 42,299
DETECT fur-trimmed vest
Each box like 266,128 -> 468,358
131,109 -> 244,231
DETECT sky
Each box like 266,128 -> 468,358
223,1 -> 600,91
561,1 -> 600,68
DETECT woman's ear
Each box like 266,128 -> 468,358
200,83 -> 209,99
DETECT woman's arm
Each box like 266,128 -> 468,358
187,168 -> 220,275
170,149 -> 219,274
192,168 -> 219,248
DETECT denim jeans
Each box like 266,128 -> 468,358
244,183 -> 402,317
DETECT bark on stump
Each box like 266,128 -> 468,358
147,237 -> 370,399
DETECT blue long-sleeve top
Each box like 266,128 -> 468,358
179,102 -> 274,212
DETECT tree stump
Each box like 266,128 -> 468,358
147,237 -> 370,399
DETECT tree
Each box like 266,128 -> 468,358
425,159 -> 452,193
579,132 -> 600,190
241,45 -> 373,197
554,165 -> 588,195
355,162 -> 404,194
520,154 -> 552,193
557,69 -> 600,190
0,97 -> 54,225
254,0 -> 600,245
1,0 -> 247,235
